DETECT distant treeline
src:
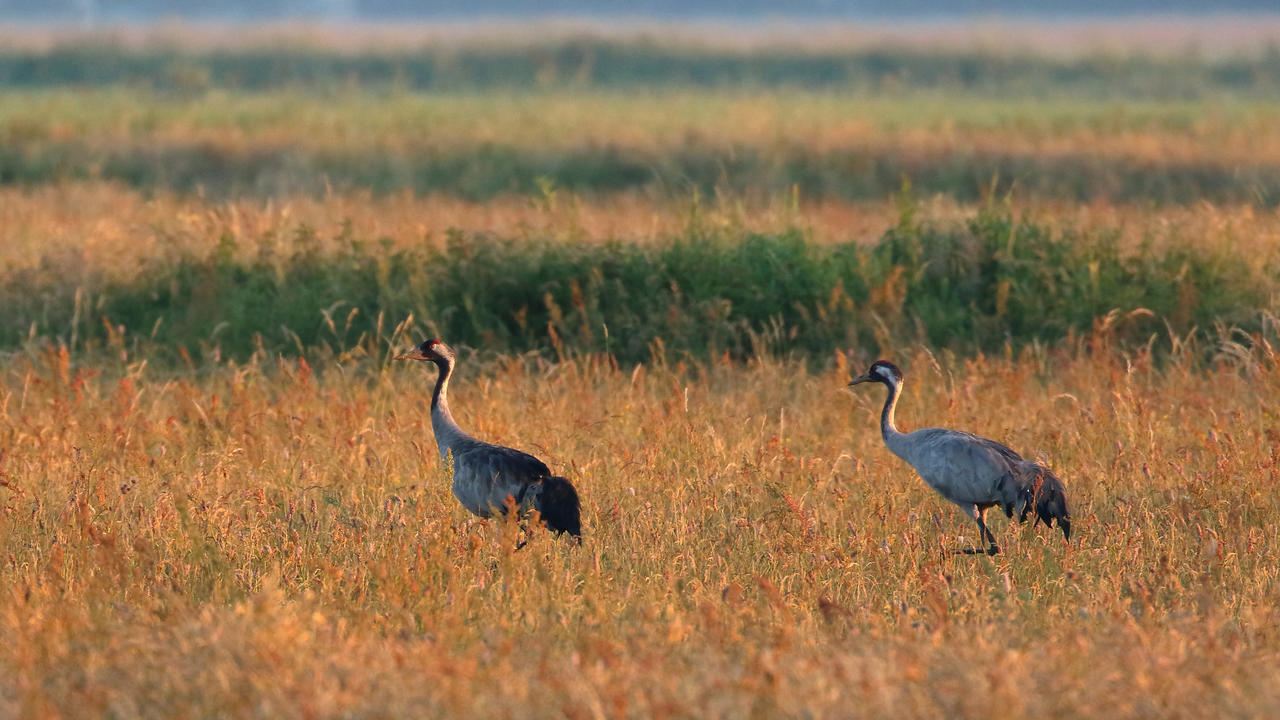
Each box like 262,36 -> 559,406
2,42 -> 1279,96
6,204 -> 1264,365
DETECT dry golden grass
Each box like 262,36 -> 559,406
5,182 -> 1279,285
1,336 -> 1278,717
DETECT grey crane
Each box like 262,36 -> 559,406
848,360 -> 1071,555
398,339 -> 582,540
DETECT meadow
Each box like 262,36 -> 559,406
2,21 -> 1280,718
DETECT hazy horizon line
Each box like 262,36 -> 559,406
1,13 -> 1278,57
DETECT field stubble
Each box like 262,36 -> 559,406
1,338 -> 1278,717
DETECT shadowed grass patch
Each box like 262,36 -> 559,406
4,138 -> 1278,205
6,202 -> 1265,365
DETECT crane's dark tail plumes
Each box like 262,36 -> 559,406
1021,466 -> 1072,542
535,476 -> 582,542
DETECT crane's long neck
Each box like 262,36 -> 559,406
879,378 -> 905,445
430,358 -> 468,462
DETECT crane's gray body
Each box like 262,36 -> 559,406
430,412 -> 555,518
853,361 -> 1071,553
887,427 -> 1059,519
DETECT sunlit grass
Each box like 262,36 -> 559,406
1,339 -> 1277,716
4,183 -> 1277,278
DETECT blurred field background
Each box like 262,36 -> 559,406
2,15 -> 1280,718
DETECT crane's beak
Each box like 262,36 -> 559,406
847,373 -> 871,386
396,348 -> 429,361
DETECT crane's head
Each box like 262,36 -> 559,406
848,360 -> 903,389
396,338 -> 454,365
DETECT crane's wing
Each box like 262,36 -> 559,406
966,434 -> 1071,537
961,433 -> 1072,541
965,433 -> 1025,465
901,428 -> 1025,504
455,441 -> 551,481
449,440 -> 550,510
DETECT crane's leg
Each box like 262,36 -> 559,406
976,507 -> 1000,555
957,505 -> 1000,555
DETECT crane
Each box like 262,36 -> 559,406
848,360 -> 1071,555
398,339 -> 582,541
